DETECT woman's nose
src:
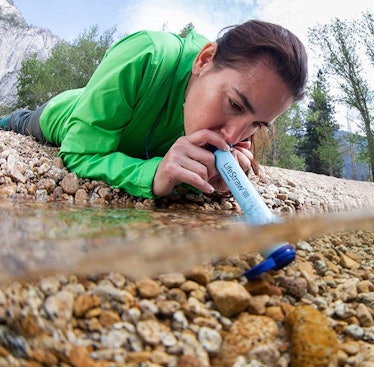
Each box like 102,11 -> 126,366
221,120 -> 255,145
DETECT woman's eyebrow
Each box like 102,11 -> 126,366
232,87 -> 256,114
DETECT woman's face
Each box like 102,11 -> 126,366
184,43 -> 294,146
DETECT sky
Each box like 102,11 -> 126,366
10,0 -> 374,129
13,0 -> 374,45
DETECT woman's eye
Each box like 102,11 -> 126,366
254,121 -> 271,129
229,99 -> 242,112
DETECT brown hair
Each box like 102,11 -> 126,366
214,19 -> 308,102
214,20 -> 308,174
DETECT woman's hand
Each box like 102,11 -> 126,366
208,140 -> 253,192
152,130 -> 253,197
152,130 -> 230,197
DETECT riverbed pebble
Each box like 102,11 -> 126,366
0,130 -> 374,366
1,130 -> 374,213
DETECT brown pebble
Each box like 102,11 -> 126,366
285,304 -> 339,367
136,278 -> 161,298
177,354 -> 205,367
61,172 -> 80,195
126,351 -> 151,364
68,345 -> 97,367
99,310 -> 121,327
73,294 -> 100,318
186,266 -> 212,285
207,280 -> 251,317
244,279 -> 283,296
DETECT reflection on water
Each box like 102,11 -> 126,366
0,199 -> 236,282
0,198 -> 373,283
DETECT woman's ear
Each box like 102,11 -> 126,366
191,42 -> 218,76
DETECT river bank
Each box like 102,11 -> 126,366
0,130 -> 373,367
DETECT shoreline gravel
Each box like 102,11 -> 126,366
0,130 -> 373,367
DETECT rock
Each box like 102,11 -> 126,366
0,325 -> 29,359
357,280 -> 374,293
296,241 -> 314,252
99,310 -> 121,327
0,0 -> 59,106
139,299 -> 158,315
68,345 -> 97,367
73,294 -> 100,318
1,121 -> 374,367
340,253 -> 360,270
345,324 -> 364,339
186,266 -> 212,285
285,304 -> 339,367
100,329 -> 129,348
265,306 -> 284,321
61,172 -> 80,195
181,330 -> 210,366
136,278 -> 161,298
335,278 -> 359,301
75,189 -> 88,203
214,313 -> 279,367
248,343 -> 281,366
277,276 -> 308,299
136,319 -> 169,346
172,310 -> 189,331
158,272 -> 186,288
44,290 -> 74,322
356,303 -> 373,327
357,292 -> 374,309
0,183 -> 16,196
92,281 -> 134,304
29,348 -> 59,366
52,157 -> 64,169
198,326 -> 222,355
39,275 -> 61,296
9,165 -> 26,183
207,281 -> 251,317
158,300 -> 180,316
177,354 -> 206,367
244,279 -> 283,296
247,295 -> 268,315
334,300 -> 355,319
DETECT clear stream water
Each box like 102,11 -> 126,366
0,198 -> 373,283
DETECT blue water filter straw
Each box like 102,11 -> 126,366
212,147 -> 296,279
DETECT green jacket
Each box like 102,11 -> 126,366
40,30 -> 208,198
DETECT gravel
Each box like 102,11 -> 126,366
0,130 -> 373,367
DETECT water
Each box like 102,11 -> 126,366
0,198 -> 373,283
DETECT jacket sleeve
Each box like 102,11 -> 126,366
57,32 -> 166,198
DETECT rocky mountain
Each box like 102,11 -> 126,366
0,0 -> 59,107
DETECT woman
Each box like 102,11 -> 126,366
0,20 -> 308,198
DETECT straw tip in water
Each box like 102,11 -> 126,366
242,244 -> 296,280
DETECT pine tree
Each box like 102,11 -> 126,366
265,103 -> 305,171
300,71 -> 343,177
16,25 -> 116,109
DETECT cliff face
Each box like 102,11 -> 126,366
0,0 -> 59,107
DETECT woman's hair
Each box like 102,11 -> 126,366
215,20 -> 308,101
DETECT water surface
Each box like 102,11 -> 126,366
0,198 -> 373,283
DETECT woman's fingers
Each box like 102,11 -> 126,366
152,131 -> 255,197
152,131 -> 227,196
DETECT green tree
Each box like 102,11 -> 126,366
265,103 -> 305,170
179,22 -> 194,38
16,25 -> 116,109
309,15 -> 374,180
362,11 -> 374,65
300,71 -> 342,176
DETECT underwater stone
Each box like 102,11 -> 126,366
214,313 -> 279,367
285,304 -> 339,367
